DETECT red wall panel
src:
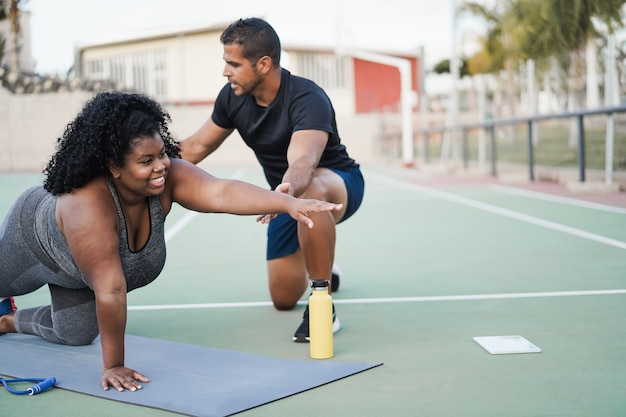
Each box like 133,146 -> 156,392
353,57 -> 418,114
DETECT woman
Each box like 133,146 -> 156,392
0,91 -> 341,392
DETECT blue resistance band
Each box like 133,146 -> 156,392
0,377 -> 56,395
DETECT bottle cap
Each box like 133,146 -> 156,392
311,279 -> 330,288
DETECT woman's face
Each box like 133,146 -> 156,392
111,133 -> 170,197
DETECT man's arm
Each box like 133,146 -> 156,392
180,117 -> 234,164
281,129 -> 329,197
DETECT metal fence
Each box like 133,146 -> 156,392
413,106 -> 626,185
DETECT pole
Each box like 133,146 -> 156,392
449,0 -> 460,162
418,45 -> 428,165
604,34 -> 616,185
527,59 -> 538,143
578,115 -> 586,182
441,0 -> 460,164
477,74 -> 486,171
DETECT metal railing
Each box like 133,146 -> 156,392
414,105 -> 626,184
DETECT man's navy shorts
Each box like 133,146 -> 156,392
266,166 -> 365,260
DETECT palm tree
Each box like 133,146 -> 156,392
461,0 -> 626,145
0,0 -> 7,65
0,0 -> 23,70
7,0 -> 21,70
536,0 -> 624,144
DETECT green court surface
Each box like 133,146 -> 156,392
2,163 -> 626,417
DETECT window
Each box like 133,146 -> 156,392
84,49 -> 167,99
296,52 -> 348,89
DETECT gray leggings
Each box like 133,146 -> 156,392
0,186 -> 99,346
13,286 -> 99,346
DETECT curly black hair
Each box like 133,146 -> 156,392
43,91 -> 181,195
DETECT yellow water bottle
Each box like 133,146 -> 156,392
309,279 -> 334,359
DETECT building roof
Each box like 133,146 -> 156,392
75,21 -> 231,49
281,41 -> 420,58
74,20 -> 420,58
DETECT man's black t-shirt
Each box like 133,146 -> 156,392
212,68 -> 359,189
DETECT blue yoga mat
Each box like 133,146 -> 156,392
0,334 -> 381,416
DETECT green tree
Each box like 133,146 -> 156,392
459,1 -> 512,75
460,0 -> 626,144
0,0 -> 24,69
0,0 -> 7,64
432,58 -> 471,77
462,0 -> 626,97
7,0 -> 22,69
518,0 -> 625,144
459,0 -> 523,140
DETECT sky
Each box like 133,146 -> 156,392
24,0 -> 486,76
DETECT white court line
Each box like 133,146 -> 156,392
367,171 -> 626,251
128,289 -> 626,310
164,212 -> 198,241
140,170 -> 626,312
488,184 -> 626,214
164,168 -> 247,242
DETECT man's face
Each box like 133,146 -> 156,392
222,43 -> 263,96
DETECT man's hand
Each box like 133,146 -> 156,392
256,182 -> 292,224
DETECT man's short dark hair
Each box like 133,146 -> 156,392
220,18 -> 281,67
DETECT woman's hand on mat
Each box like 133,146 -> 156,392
102,366 -> 150,392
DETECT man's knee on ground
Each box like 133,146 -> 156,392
269,279 -> 306,311
272,297 -> 298,311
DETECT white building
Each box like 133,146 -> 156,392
74,21 -> 421,117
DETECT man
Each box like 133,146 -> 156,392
181,17 -> 364,342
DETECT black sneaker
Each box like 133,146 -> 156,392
292,303 -> 341,343
331,264 -> 342,293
